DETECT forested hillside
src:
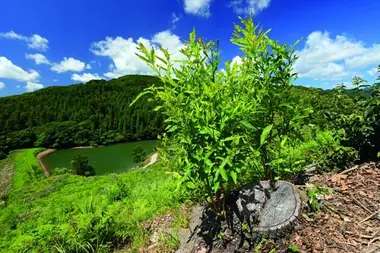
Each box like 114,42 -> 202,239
0,75 -> 164,158
1,73 -> 379,163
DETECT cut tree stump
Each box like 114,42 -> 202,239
249,181 -> 301,235
177,181 -> 301,252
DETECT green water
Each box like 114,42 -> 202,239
42,140 -> 157,175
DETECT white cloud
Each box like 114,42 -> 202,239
25,81 -> 44,92
51,57 -> 86,73
71,73 -> 102,83
25,53 -> 50,65
172,13 -> 181,29
184,0 -> 212,17
0,56 -> 40,82
231,56 -> 243,66
172,13 -> 181,24
367,67 -> 377,77
28,34 -> 49,51
0,31 -> 25,40
294,31 -> 380,81
0,31 -> 49,51
0,82 -> 4,89
345,45 -> 380,68
85,63 -> 92,70
91,30 -> 185,78
230,0 -> 271,16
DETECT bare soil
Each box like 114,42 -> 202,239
140,162 -> 380,253
36,149 -> 55,177
285,162 -> 380,253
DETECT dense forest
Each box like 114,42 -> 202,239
0,75 -> 165,158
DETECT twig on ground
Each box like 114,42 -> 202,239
367,237 -> 380,252
360,210 -> 380,223
337,241 -> 358,247
352,196 -> 373,214
339,165 -> 359,175
345,231 -> 371,239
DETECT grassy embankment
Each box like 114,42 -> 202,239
0,148 -> 184,252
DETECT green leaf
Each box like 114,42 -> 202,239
260,124 -> 273,146
130,90 -> 152,107
280,136 -> 288,148
287,244 -> 300,253
213,181 -> 220,193
240,120 -> 255,129
219,167 -> 228,181
231,171 -> 237,184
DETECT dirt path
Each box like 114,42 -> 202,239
143,153 -> 158,169
36,149 -> 56,177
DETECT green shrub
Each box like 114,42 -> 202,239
272,130 -> 358,178
132,145 -> 147,163
71,153 -> 96,177
132,17 -> 310,215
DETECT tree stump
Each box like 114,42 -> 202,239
177,181 -> 301,252
249,181 -> 301,235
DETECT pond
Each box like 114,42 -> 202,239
42,140 -> 158,175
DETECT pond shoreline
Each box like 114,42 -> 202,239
37,142 -> 158,176
36,146 -> 97,177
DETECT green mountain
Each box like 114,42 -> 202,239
0,75 -> 164,158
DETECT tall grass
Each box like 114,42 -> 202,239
11,148 -> 45,191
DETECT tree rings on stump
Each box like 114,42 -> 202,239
250,180 -> 301,235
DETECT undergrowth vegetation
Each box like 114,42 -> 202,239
0,149 -> 183,252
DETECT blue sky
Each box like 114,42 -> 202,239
1,0 -> 380,96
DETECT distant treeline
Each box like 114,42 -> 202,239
0,74 -> 379,162
0,75 -> 165,158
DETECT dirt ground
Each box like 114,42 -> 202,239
141,162 -> 380,253
285,162 -> 380,253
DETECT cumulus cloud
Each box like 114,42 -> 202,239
25,81 -> 44,92
184,0 -> 212,17
51,57 -> 86,73
0,31 -> 49,51
294,31 -> 380,81
91,30 -> 185,78
229,0 -> 271,16
25,54 -> 91,74
25,53 -> 50,65
71,73 -> 102,83
345,45 -> 380,68
0,56 -> 40,82
367,67 -> 379,77
231,56 -> 243,66
0,81 -> 4,89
